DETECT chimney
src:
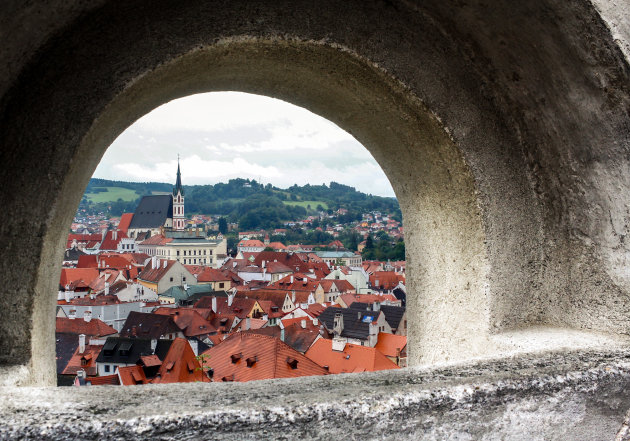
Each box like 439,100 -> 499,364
150,338 -> 157,353
151,256 -> 157,269
280,328 -> 285,342
211,296 -> 217,313
292,291 -> 296,303
303,278 -> 308,284
65,291 -> 72,303
228,293 -> 234,307
83,310 -> 92,322
113,230 -> 117,240
78,334 -> 86,354
245,317 -> 251,331
68,309 -> 76,320
301,319 -> 306,329
77,369 -> 86,380
290,275 -> 294,284
163,260 -> 167,268
262,260 -> 266,268
333,313 -> 344,336
313,318 -> 318,326
104,282 -> 110,296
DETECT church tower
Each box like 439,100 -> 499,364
173,158 -> 185,231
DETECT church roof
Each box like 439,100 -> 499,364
128,195 -> 173,230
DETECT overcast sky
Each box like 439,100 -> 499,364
94,92 -> 395,197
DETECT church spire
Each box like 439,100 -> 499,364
173,156 -> 184,196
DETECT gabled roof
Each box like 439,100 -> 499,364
117,213 -> 134,234
84,374 -> 120,386
201,333 -> 328,382
379,305 -> 406,330
100,229 -> 128,251
234,289 -> 286,309
244,323 -> 321,354
138,259 -> 177,283
238,239 -> 265,247
118,364 -> 149,385
152,338 -> 209,384
63,247 -> 85,262
196,267 -> 232,283
55,317 -> 117,337
128,194 -> 173,229
77,254 -> 98,268
62,344 -> 103,376
153,308 -> 217,337
318,307 -> 381,340
267,273 -> 321,293
59,268 -> 100,289
369,271 -> 405,290
66,233 -> 102,249
374,333 -> 407,358
95,337 -> 173,365
305,339 -> 399,374
119,311 -> 181,339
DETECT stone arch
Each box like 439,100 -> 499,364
1,0 -> 629,391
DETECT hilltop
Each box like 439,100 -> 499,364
79,178 -> 400,230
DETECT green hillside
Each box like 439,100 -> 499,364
85,186 -> 140,203
78,178 -> 400,229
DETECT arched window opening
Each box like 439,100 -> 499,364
56,92 -> 407,386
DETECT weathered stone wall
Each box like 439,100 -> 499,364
1,0 -> 630,438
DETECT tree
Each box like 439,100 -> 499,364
218,217 -> 228,235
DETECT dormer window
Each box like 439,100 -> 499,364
246,356 -> 257,368
230,353 -> 242,364
286,357 -> 298,370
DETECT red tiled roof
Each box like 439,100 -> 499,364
239,239 -> 265,247
201,333 -> 328,382
139,234 -> 173,246
55,317 -> 117,337
100,229 -> 129,251
153,308 -> 217,337
86,374 -> 120,386
305,339 -> 400,374
374,333 -> 407,358
197,268 -> 232,283
151,338 -> 210,384
267,273 -> 321,293
66,233 -> 102,249
369,271 -> 405,290
59,268 -> 100,288
117,213 -> 134,234
138,259 -> 177,283
118,365 -> 149,385
62,344 -> 103,376
268,242 -> 287,250
77,255 -> 98,268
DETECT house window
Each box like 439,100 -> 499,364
170,277 -> 173,282
177,250 -> 180,256
183,277 -> 186,282
219,282 -> 224,289
104,364 -> 110,373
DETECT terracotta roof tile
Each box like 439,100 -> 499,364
374,333 -> 407,358
201,333 -> 328,382
305,339 -> 399,374
55,317 -> 117,337
151,338 -> 210,384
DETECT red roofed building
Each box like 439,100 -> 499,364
153,307 -> 217,338
117,365 -> 149,385
152,338 -> 210,384
237,239 -> 265,253
374,333 -> 407,367
138,258 -> 196,294
99,229 -> 128,251
201,333 -> 328,382
195,267 -> 232,291
305,338 -> 399,374
117,213 -> 134,235
62,342 -> 103,376
66,233 -> 102,250
56,316 -> 117,337
369,271 -> 405,292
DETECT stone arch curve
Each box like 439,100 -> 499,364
1,0 -> 630,391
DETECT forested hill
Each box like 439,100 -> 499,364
80,178 -> 400,229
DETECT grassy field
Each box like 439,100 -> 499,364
283,200 -> 329,210
85,187 -> 139,203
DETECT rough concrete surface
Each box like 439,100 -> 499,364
2,348 -> 630,440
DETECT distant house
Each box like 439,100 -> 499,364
318,306 -> 391,347
137,258 -> 196,294
95,337 -> 173,377
374,333 -> 407,367
119,311 -> 183,340
237,239 -> 265,253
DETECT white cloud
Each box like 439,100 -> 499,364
94,92 -> 396,197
